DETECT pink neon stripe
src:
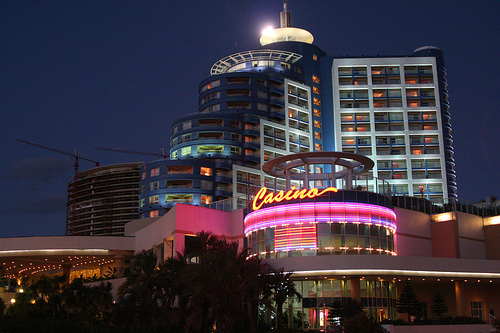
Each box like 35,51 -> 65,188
244,202 -> 397,234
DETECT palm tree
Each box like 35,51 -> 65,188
116,250 -> 164,326
266,268 -> 302,329
179,232 -> 270,333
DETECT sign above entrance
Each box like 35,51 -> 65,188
252,186 -> 338,211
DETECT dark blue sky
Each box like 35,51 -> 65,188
1,0 -> 499,237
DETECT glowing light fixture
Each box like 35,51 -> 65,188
262,26 -> 274,36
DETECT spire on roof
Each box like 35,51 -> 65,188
280,1 -> 292,28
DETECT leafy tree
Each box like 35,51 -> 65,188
396,280 -> 419,320
492,316 -> 500,333
62,279 -> 113,324
0,297 -> 5,317
28,274 -> 66,318
183,234 -> 267,333
265,267 -> 302,330
430,291 -> 449,319
116,250 -> 165,326
328,297 -> 365,326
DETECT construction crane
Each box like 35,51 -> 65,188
17,139 -> 99,177
95,147 -> 168,159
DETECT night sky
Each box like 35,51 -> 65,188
1,1 -> 499,238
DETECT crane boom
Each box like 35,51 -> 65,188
16,139 -> 99,176
95,147 -> 167,158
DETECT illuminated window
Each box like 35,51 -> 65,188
165,194 -> 193,203
313,87 -> 320,94
314,109 -> 321,117
141,172 -> 146,180
315,143 -> 322,151
150,168 -> 160,177
356,126 -> 367,132
197,145 -> 223,153
345,139 -> 355,145
425,137 -> 435,143
406,89 -> 418,97
314,132 -> 321,140
314,120 -> 321,128
313,54 -> 318,61
181,147 -> 191,156
343,115 -> 354,121
409,102 -> 419,107
313,98 -> 321,106
312,75 -> 320,83
200,167 -> 212,176
471,302 -> 483,320
149,195 -> 159,205
200,195 -> 212,205
373,91 -> 384,98
171,150 -> 178,159
231,146 -> 242,154
140,198 -> 145,208
149,210 -> 159,218
412,149 -> 422,155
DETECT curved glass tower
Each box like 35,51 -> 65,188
138,3 -> 456,220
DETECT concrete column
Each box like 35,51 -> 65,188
350,277 -> 361,302
455,280 -> 466,316
114,255 -> 126,278
346,169 -> 352,190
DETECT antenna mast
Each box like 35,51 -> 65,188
280,1 -> 292,28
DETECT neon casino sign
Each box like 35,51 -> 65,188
252,186 -> 338,210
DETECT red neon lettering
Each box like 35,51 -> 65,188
252,186 -> 338,210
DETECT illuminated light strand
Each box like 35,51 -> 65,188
252,186 -> 338,211
244,202 -> 397,234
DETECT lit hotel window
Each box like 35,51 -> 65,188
313,98 -> 321,106
149,210 -> 159,218
314,132 -> 321,140
314,109 -> 321,117
149,195 -> 159,205
313,87 -> 320,94
201,195 -> 212,205
150,167 -> 160,177
412,149 -> 422,155
200,167 -> 212,176
312,75 -> 320,83
314,120 -> 321,128
315,143 -> 322,151
181,147 -> 191,156
313,54 -> 318,61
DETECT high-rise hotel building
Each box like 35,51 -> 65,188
137,4 -> 456,219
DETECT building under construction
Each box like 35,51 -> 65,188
66,162 -> 142,236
